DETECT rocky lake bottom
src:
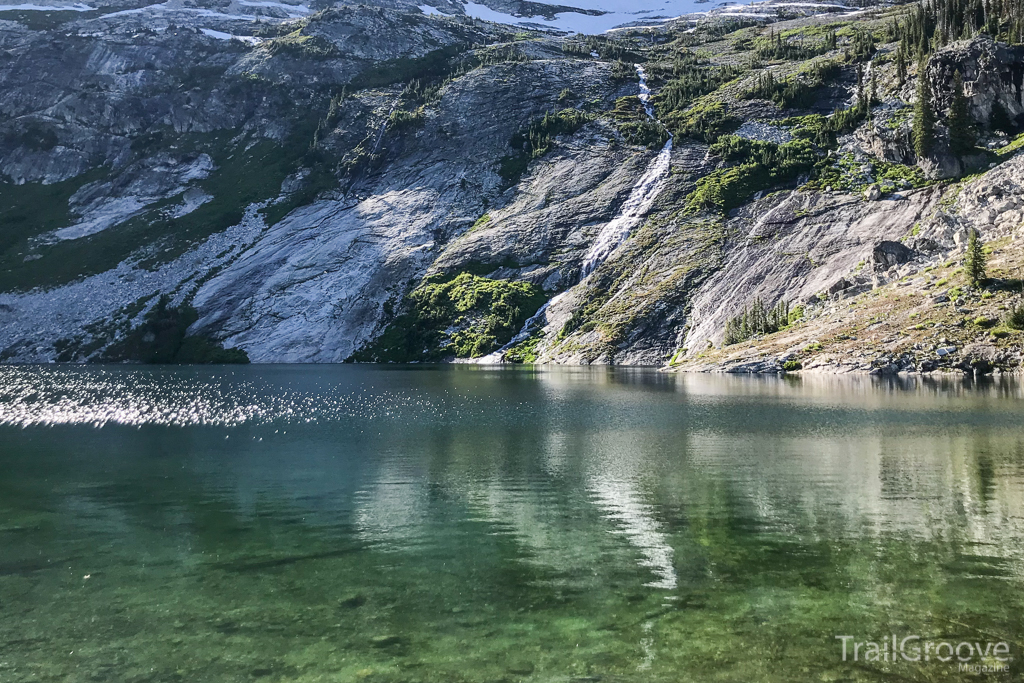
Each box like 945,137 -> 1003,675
1,365 -> 1023,682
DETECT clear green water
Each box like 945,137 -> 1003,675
1,366 -> 1023,682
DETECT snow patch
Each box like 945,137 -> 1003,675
101,2 -> 261,21
200,27 -> 262,43
418,4 -> 451,16
0,2 -> 92,10
236,0 -> 310,17
461,0 -> 855,33
463,0 -> 706,33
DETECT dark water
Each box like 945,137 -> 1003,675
1,365 -> 1023,682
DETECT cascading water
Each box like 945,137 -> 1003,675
371,97 -> 401,155
581,65 -> 673,276
479,65 -> 674,363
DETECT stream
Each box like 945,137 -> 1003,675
483,64 -> 674,362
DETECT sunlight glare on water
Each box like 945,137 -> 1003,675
1,366 -> 1023,682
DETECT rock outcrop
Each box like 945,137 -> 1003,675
0,1 -> 1022,374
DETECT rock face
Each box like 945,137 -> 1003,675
189,59 -> 625,362
927,36 -> 1024,129
0,2 -> 1022,372
676,154 -> 1024,375
680,187 -> 943,351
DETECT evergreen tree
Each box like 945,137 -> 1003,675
948,70 -> 976,156
913,60 -> 936,157
896,47 -> 907,85
964,228 -> 987,287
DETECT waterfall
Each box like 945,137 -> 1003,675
474,293 -> 566,364
370,97 -> 401,155
580,139 -> 672,277
480,65 -> 674,363
580,65 -> 673,278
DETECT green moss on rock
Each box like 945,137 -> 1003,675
352,273 -> 547,362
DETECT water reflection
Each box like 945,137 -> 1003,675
1,366 -> 1024,681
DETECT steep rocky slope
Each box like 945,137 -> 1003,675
0,0 -> 1022,373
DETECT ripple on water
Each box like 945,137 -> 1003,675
0,367 -> 502,428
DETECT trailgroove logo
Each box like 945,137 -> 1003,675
836,635 -> 1012,673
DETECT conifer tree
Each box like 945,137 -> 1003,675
913,61 -> 935,157
948,70 -> 975,156
964,228 -> 986,287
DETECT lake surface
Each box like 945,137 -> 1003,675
1,365 -> 1023,682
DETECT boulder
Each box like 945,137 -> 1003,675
826,278 -> 851,295
871,241 -> 914,271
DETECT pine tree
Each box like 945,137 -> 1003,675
913,60 -> 936,157
964,228 -> 987,287
948,70 -> 976,156
896,47 -> 907,85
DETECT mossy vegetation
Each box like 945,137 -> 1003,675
563,34 -> 642,62
504,332 -> 544,363
686,137 -> 818,212
608,96 -> 670,148
557,290 -> 611,342
263,32 -> 340,60
348,44 -> 467,90
654,63 -> 742,119
0,167 -> 108,259
352,273 -> 547,362
752,26 -> 836,62
740,59 -> 842,109
103,295 -> 248,364
662,100 -> 740,144
387,107 -> 426,131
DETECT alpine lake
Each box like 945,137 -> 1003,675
1,365 -> 1022,682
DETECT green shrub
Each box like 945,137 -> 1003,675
1005,302 -> 1024,330
662,101 -> 740,143
563,35 -> 642,62
753,27 -> 836,62
387,107 -> 425,131
654,64 -> 741,117
686,138 -> 818,212
352,273 -> 548,362
740,59 -> 842,109
783,360 -> 803,371
618,120 -> 671,148
104,295 -> 248,364
348,44 -> 465,90
504,334 -> 543,363
609,96 -> 671,148
499,109 -> 595,185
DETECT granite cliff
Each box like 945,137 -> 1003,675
0,0 -> 1022,374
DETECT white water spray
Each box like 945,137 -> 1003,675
481,65 -> 674,363
580,65 -> 673,278
370,97 -> 401,155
